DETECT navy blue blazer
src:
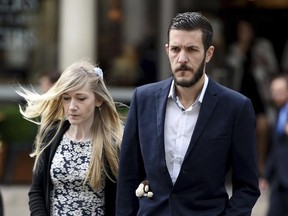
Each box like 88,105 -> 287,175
116,76 -> 260,216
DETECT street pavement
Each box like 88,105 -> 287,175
0,184 -> 269,216
1,185 -> 29,216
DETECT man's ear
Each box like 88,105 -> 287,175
205,46 -> 214,63
165,44 -> 169,55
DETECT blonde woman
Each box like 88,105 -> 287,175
17,59 -> 124,216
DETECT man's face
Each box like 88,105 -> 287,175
270,78 -> 288,108
165,29 -> 213,88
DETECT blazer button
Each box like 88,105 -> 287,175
171,193 -> 177,199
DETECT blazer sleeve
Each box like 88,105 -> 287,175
116,89 -> 146,216
225,98 -> 260,215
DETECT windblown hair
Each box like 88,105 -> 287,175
167,12 -> 213,51
16,59 -> 124,189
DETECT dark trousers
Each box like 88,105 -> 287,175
267,181 -> 288,216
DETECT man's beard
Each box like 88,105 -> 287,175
173,56 -> 206,88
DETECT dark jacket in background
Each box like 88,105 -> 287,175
263,108 -> 288,216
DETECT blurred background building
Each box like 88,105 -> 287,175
0,0 -> 288,184
1,0 -> 288,88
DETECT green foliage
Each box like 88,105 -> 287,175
0,102 -> 129,146
0,104 -> 37,145
115,102 -> 129,121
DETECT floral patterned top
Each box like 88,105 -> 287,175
50,134 -> 105,216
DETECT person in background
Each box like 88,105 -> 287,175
38,69 -> 61,93
16,59 -> 124,216
116,12 -> 260,216
259,74 -> 288,216
0,189 -> 3,216
281,39 -> 288,73
109,44 -> 139,86
225,19 -> 279,176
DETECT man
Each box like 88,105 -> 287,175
116,12 -> 260,216
260,74 -> 288,216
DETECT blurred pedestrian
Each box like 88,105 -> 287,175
0,189 -> 3,216
260,74 -> 288,216
38,69 -> 61,93
116,12 -> 260,216
16,59 -> 124,216
225,19 -> 279,176
281,39 -> 288,73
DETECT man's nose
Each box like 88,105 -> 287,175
178,51 -> 188,63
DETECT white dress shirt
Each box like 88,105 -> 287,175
164,75 -> 208,184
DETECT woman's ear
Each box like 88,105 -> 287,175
95,99 -> 103,107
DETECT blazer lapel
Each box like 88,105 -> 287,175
185,79 -> 219,158
155,78 -> 173,185
155,89 -> 169,138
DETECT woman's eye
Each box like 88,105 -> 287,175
62,97 -> 70,101
78,98 -> 86,101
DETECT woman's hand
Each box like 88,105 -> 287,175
135,180 -> 153,198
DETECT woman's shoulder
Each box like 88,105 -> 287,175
43,120 -> 70,143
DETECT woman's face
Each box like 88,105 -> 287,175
62,83 -> 102,126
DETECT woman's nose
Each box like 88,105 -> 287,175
69,100 -> 77,110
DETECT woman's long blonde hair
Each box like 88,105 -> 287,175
16,59 -> 124,189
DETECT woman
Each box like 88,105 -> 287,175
17,59 -> 124,215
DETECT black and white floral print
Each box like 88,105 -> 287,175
50,135 -> 105,216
